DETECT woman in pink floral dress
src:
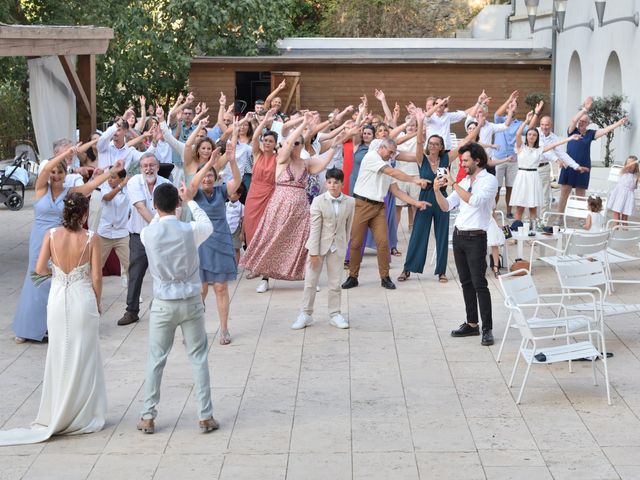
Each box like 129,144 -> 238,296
241,111 -> 345,292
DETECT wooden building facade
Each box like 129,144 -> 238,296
189,43 -> 551,136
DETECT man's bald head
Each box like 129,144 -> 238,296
540,115 -> 552,135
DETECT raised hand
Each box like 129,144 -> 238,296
414,107 -> 425,124
244,112 -> 256,122
226,104 -> 234,114
583,96 -> 593,110
393,102 -> 400,117
112,159 -> 125,173
186,91 -> 195,105
155,105 -> 165,121
406,102 -> 417,114
198,117 -> 210,128
360,94 -> 368,107
534,100 -> 544,115
200,102 -> 209,115
478,90 -> 490,104
374,89 -> 385,101
507,100 -> 517,114
176,92 -> 184,104
195,102 -> 202,115
525,110 -> 534,122
277,79 -> 286,90
508,90 -> 519,102
219,92 -> 226,106
178,181 -> 192,202
139,95 -> 146,107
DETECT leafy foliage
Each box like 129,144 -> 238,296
525,92 -> 546,112
588,95 -> 631,167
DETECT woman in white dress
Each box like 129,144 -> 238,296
510,111 -> 579,222
0,192 -> 107,446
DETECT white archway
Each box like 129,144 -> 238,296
602,51 -> 625,165
566,51 -> 582,125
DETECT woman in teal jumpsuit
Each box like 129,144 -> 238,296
397,110 -> 476,283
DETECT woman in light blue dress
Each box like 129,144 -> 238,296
12,148 -> 123,343
188,127 -> 242,346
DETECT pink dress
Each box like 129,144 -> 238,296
240,164 -> 310,280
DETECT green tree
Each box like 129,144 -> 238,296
588,95 -> 631,167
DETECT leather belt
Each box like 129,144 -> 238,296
538,162 -> 550,168
518,168 -> 537,171
454,228 -> 486,237
354,193 -> 384,206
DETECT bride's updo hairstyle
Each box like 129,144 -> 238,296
62,192 -> 89,231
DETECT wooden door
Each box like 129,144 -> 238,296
270,71 -> 301,113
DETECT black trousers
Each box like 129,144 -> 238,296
126,233 -> 148,314
452,231 -> 492,331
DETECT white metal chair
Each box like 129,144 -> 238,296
496,269 -> 597,362
504,300 -> 611,405
555,258 -> 640,323
591,220 -> 640,290
542,195 -> 607,232
528,230 -> 610,275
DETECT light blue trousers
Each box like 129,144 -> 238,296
141,296 -> 213,421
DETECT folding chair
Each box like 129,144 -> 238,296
496,269 -> 597,362
504,301 -> 611,405
543,195 -> 607,233
591,220 -> 640,290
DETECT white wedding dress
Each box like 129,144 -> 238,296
0,230 -> 106,446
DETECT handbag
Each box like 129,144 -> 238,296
510,259 -> 530,275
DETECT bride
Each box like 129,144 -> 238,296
0,192 -> 106,445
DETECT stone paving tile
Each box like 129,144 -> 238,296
1,192 -> 640,478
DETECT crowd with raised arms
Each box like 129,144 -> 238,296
1,81 -> 634,445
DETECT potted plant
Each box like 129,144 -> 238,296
588,94 -> 631,167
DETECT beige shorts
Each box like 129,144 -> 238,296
495,160 -> 518,188
395,178 -> 421,206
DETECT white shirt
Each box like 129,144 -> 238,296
446,169 -> 498,232
478,121 -> 508,158
426,110 -> 467,150
587,211 -> 605,232
538,129 -> 581,170
97,124 -> 156,171
226,200 -> 244,232
396,135 -> 419,176
353,149 -> 396,203
98,182 -> 130,239
126,174 -> 171,234
220,142 -> 252,183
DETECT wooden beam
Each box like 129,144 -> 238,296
0,25 -> 113,57
77,55 -> 96,140
58,55 -> 91,119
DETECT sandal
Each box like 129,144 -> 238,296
438,274 -> 448,283
219,330 -> 231,345
245,271 -> 259,280
397,271 -> 410,282
390,248 -> 402,257
492,266 -> 500,278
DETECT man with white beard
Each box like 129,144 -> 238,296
117,153 -> 171,326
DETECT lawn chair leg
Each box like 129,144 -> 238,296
496,313 -> 512,363
516,360 -> 533,404
591,358 -> 598,386
509,345 -> 523,387
601,346 -> 612,405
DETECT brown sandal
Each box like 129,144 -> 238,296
391,248 -> 402,257
397,271 -> 410,282
438,274 -> 448,283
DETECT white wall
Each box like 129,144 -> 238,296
553,0 -> 639,165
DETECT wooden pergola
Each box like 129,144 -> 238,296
0,24 -> 113,141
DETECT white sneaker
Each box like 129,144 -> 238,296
316,285 -> 320,292
121,275 -> 128,288
291,313 -> 313,330
256,279 -> 269,293
329,314 -> 349,329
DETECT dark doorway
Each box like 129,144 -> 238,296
235,71 -> 271,115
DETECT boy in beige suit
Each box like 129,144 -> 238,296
292,168 -> 355,330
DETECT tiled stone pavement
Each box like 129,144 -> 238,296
1,191 -> 640,479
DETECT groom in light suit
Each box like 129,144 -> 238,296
136,182 -> 218,434
292,168 -> 355,330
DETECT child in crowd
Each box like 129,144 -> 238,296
292,168 -> 355,330
226,183 -> 246,265
584,195 -> 605,232
98,168 -> 130,286
608,155 -> 639,225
